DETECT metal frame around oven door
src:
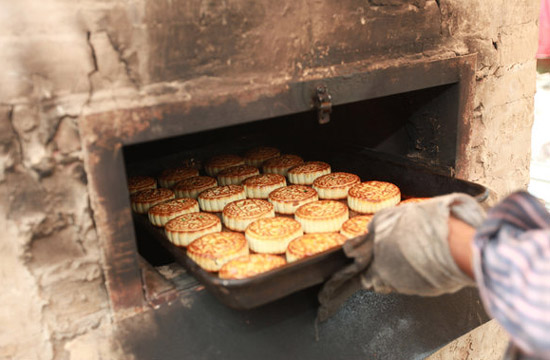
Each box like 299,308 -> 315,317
80,54 -> 476,316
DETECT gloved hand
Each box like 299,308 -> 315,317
318,193 -> 486,321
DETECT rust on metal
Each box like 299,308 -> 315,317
139,257 -> 178,309
315,85 -> 332,125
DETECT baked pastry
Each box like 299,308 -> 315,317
219,254 -> 286,279
245,217 -> 303,254
313,172 -> 361,199
128,176 -> 157,194
173,176 -> 217,199
158,167 -> 199,188
187,232 -> 249,272
400,197 -> 430,205
148,198 -> 200,227
243,146 -> 281,167
198,185 -> 246,212
294,200 -> 349,233
348,181 -> 401,214
287,161 -> 331,185
286,232 -> 347,262
268,185 -> 318,214
340,215 -> 374,239
222,199 -> 275,232
205,154 -> 245,176
242,174 -> 287,199
130,188 -> 175,214
164,212 -> 222,246
217,165 -> 260,185
262,154 -> 304,176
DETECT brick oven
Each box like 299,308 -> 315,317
0,1 -> 539,359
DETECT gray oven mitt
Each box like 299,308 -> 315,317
318,193 -> 485,322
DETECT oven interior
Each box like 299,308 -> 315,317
124,82 -> 459,270
110,56 -> 489,359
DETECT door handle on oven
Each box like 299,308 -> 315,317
315,85 -> 332,125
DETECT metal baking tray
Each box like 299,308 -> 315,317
133,148 -> 488,310
134,213 -> 351,309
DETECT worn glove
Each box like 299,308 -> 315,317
318,193 -> 486,321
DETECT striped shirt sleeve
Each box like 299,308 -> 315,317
473,191 -> 550,359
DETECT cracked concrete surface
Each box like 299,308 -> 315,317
85,31 -> 100,107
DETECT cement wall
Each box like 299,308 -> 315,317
0,0 -> 539,359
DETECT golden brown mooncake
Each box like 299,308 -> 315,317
158,167 -> 199,188
340,215 -> 374,239
217,165 -> 260,185
262,155 -> 304,176
205,154 -> 245,176
148,198 -> 200,227
245,217 -> 303,254
198,185 -> 246,212
243,147 -> 281,167
312,172 -> 361,200
128,176 -> 157,194
348,181 -> 401,214
242,173 -> 287,199
286,232 -> 347,262
222,198 -> 275,232
294,200 -> 349,233
287,161 -> 331,185
164,212 -> 222,247
267,185 -> 318,214
173,176 -> 218,199
218,254 -> 286,279
130,188 -> 175,214
187,232 -> 249,272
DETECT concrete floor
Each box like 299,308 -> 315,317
528,70 -> 550,208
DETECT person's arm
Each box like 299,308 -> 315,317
320,191 -> 550,357
319,193 -> 484,321
358,193 -> 483,296
447,216 -> 475,279
472,192 -> 550,359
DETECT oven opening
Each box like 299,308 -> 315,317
82,55 -> 488,358
122,82 -> 461,302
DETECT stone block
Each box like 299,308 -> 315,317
53,117 -> 81,154
88,31 -> 138,92
498,22 -> 540,67
0,188 -> 53,360
467,37 -> 499,71
444,0 -> 502,39
463,95 -> 534,196
30,226 -> 86,267
0,0 -> 94,100
64,323 -> 129,360
10,105 -> 52,172
499,0 -> 540,27
39,274 -> 109,339
475,60 -> 537,111
4,170 -> 47,232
